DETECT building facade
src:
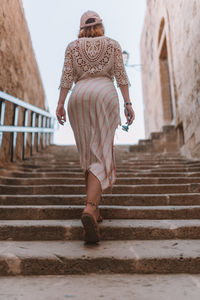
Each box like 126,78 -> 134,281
140,0 -> 200,158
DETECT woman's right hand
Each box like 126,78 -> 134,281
56,104 -> 66,125
124,105 -> 135,125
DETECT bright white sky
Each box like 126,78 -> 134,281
22,0 -> 146,145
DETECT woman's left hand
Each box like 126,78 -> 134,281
56,104 -> 66,125
125,105 -> 135,125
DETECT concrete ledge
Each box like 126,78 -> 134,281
0,219 -> 200,241
0,193 -> 200,206
0,176 -> 200,185
1,183 -> 200,195
0,240 -> 200,275
0,274 -> 199,300
0,205 -> 199,220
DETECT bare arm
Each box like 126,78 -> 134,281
56,43 -> 74,125
119,84 -> 131,103
113,41 -> 135,125
57,88 -> 69,106
56,88 -> 69,125
119,84 -> 135,125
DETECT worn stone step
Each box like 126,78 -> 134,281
0,205 -> 200,220
5,164 -> 200,172
0,274 -> 200,300
17,164 -> 85,170
20,162 -> 199,168
0,183 -> 200,195
0,176 -> 199,185
149,167 -> 200,172
184,160 -> 200,165
36,157 -> 190,162
3,166 -> 200,175
2,170 -> 200,178
10,166 -> 200,173
22,158 -> 192,164
6,160 -> 194,172
0,273 -> 200,300
0,239 -> 200,275
0,219 -> 200,241
0,193 -> 200,206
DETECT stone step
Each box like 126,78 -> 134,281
184,160 -> 200,165
1,144 -> 200,280
0,273 -> 199,300
22,158 -> 193,164
0,205 -> 200,220
7,166 -> 200,172
0,177 -> 200,185
0,193 -> 200,206
2,171 -> 200,178
6,160 -> 196,172
0,239 -> 200,275
0,183 -> 200,194
32,156 -> 190,161
0,219 -> 200,241
123,163 -> 199,169
19,162 -> 200,168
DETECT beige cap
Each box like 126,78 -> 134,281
80,10 -> 102,29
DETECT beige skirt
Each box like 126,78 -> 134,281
67,76 -> 121,191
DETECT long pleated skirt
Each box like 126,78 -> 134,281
67,76 -> 121,191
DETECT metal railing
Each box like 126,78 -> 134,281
0,91 -> 57,162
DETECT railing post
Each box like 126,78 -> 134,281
0,100 -> 6,149
37,114 -> 41,152
30,112 -> 36,156
11,105 -> 19,162
50,117 -> 55,145
0,91 -> 56,163
42,116 -> 46,149
22,109 -> 29,160
46,117 -> 50,146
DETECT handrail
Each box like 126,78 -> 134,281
0,91 -> 52,118
0,91 -> 57,162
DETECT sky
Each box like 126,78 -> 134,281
22,0 -> 146,145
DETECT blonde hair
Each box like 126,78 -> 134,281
78,23 -> 105,38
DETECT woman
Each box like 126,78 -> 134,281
56,10 -> 135,243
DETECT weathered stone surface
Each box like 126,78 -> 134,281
1,183 -> 200,195
0,219 -> 200,241
0,274 -> 200,300
0,204 -> 200,220
0,183 -> 194,195
140,0 -> 200,159
0,193 -> 200,206
0,0 -> 46,163
0,144 -> 200,277
0,240 -> 200,275
1,176 -> 200,185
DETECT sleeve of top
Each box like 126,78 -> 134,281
113,41 -> 131,87
58,43 -> 74,90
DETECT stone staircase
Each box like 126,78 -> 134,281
0,144 -> 200,276
130,125 -> 180,154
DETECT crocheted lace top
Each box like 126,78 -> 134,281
59,36 -> 131,90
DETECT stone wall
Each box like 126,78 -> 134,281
0,0 -> 46,163
140,0 -> 200,158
